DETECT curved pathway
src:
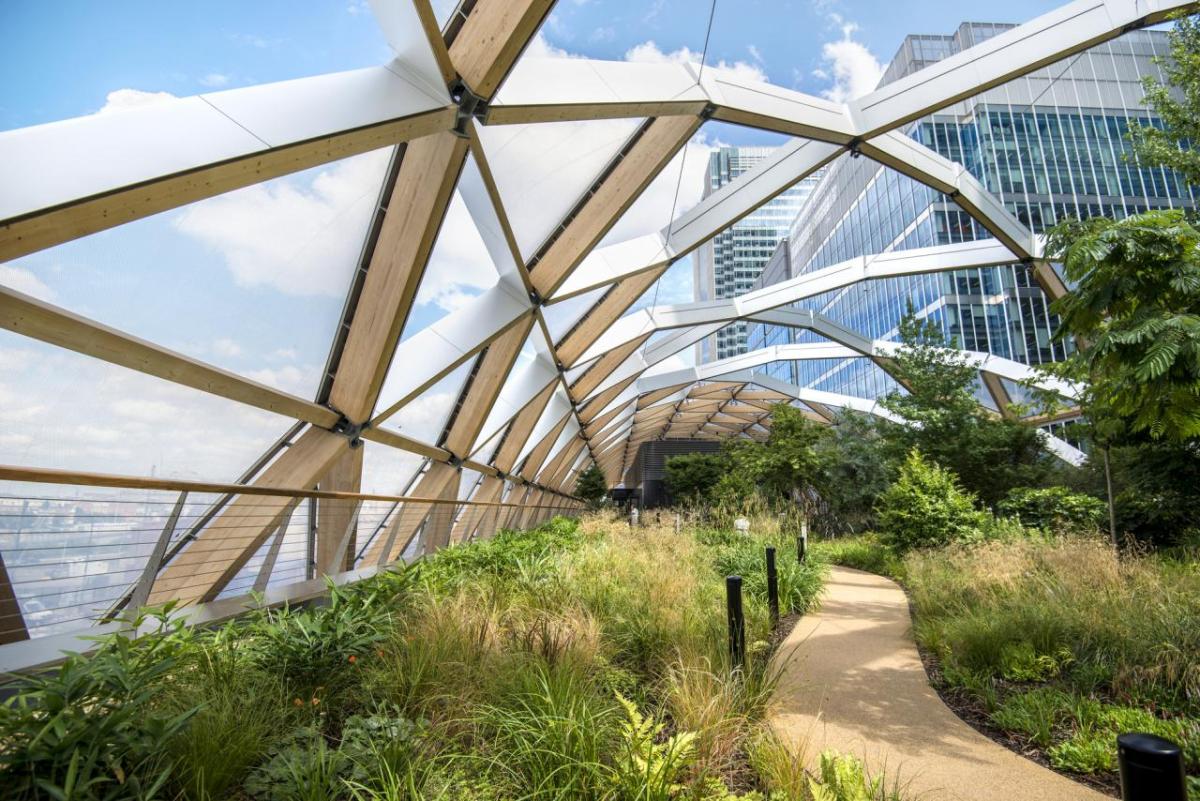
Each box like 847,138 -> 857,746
769,566 -> 1109,800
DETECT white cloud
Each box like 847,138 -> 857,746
624,40 -> 768,84
0,340 -> 294,480
815,19 -> 883,103
346,0 -> 369,15
111,398 -> 177,423
96,88 -> 178,115
748,44 -> 764,65
174,148 -> 389,296
211,338 -> 243,358
198,73 -> 230,88
243,364 -> 317,395
0,265 -> 56,302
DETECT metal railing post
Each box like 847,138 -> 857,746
797,517 -> 808,563
725,575 -> 745,671
122,490 -> 187,621
1118,733 -> 1186,801
766,546 -> 779,629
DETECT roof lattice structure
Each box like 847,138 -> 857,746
1,0 -> 1189,608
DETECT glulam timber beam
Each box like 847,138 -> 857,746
529,116 -> 702,298
330,132 -> 469,424
448,0 -> 557,99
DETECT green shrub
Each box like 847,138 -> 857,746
0,610 -> 198,801
244,727 -> 349,801
997,486 -> 1105,532
416,516 -> 581,592
875,451 -> 985,553
244,571 -> 412,704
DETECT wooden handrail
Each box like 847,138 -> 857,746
0,464 -> 574,509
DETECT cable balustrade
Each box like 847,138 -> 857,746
0,465 -> 576,669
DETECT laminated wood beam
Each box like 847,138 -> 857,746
148,428 -> 347,605
330,132 -> 469,424
529,115 -> 702,298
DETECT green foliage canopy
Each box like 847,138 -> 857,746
1044,210 -> 1200,442
879,313 -> 1049,506
876,450 -> 985,553
575,463 -> 609,507
663,452 -> 725,505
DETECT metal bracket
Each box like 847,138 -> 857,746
847,138 -> 863,159
450,79 -> 489,138
332,415 -> 366,447
446,452 -> 464,468
528,289 -> 543,306
699,102 -> 718,121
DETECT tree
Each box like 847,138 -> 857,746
575,464 -> 609,508
663,453 -> 725,506
876,450 -> 985,553
879,312 -> 1049,507
1128,13 -> 1200,188
1044,211 -> 1200,443
815,411 -> 894,534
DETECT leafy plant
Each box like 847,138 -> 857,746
875,450 -> 985,553
576,465 -> 610,508
1043,210 -> 1200,443
244,728 -> 349,801
879,312 -> 1049,506
665,452 -> 726,506
996,486 -> 1105,532
611,693 -> 697,801
0,608 -> 198,801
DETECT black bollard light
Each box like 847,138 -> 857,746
766,546 -> 779,629
1118,733 -> 1186,801
725,575 -> 745,671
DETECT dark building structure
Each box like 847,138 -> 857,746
622,439 -> 722,508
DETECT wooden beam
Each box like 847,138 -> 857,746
491,380 -> 558,472
451,474 -> 503,543
148,428 -> 348,606
578,373 -> 639,424
569,333 -> 650,401
420,468 -> 462,554
449,0 -> 556,98
0,550 -> 29,645
0,108 -> 454,263
517,412 -> 572,480
330,132 -> 469,424
362,461 -> 460,563
557,266 -> 666,366
529,116 -> 702,298
315,446 -> 364,575
441,317 -> 534,456
0,285 -> 340,429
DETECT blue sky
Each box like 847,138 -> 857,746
0,0 -> 1057,484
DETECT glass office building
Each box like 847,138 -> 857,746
695,147 -> 821,361
747,23 -> 1196,405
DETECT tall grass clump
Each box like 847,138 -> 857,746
906,536 -> 1200,786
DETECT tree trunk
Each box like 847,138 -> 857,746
1102,445 -> 1119,552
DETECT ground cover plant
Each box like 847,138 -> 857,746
813,529 -> 1200,796
0,514 -> 910,801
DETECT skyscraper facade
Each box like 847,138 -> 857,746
747,23 -> 1195,408
695,147 -> 821,361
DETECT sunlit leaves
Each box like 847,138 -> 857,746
1045,210 -> 1200,442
